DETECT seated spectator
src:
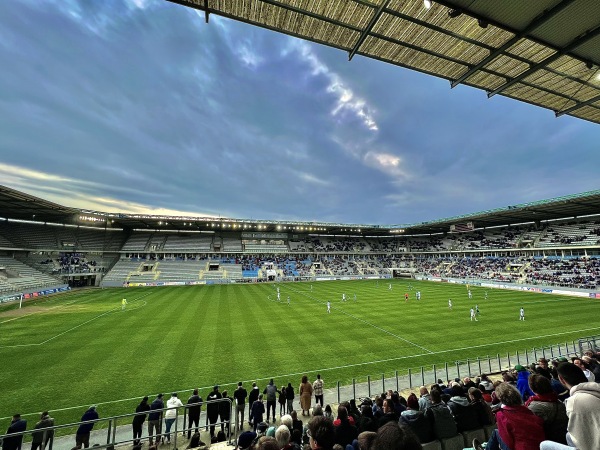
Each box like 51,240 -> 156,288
399,393 -> 434,444
478,384 -> 493,404
514,365 -> 534,401
479,374 -> 494,392
324,405 -> 334,421
573,358 -> 595,383
446,385 -> 479,432
236,431 -> 257,450
425,388 -> 457,440
526,374 -> 568,444
377,397 -> 399,429
356,404 -> 377,433
275,425 -> 295,450
355,431 -> 377,450
371,422 -> 421,450
467,388 -> 495,426
332,406 -> 357,448
478,383 -> 544,450
418,386 -> 432,411
541,362 -> 600,450
535,358 -> 553,379
307,416 -> 335,450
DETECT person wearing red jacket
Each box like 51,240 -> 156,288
474,383 -> 545,450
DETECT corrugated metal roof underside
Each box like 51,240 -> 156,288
167,0 -> 600,125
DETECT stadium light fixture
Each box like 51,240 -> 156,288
448,9 -> 462,18
423,0 -> 432,9
478,19 -> 488,28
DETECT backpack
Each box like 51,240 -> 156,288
426,404 -> 457,439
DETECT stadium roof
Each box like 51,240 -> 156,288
167,0 -> 600,125
1,185 -> 600,237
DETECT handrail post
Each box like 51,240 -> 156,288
353,378 -> 356,402
112,417 -> 117,445
507,352 -> 511,368
444,362 -> 449,383
456,361 -> 460,380
368,376 -> 371,397
497,354 -> 501,371
395,371 -> 399,392
408,368 -> 412,389
432,365 -> 436,385
382,373 -> 385,393
174,405 -> 178,450
467,358 -> 471,377
421,366 -> 425,387
516,350 -> 520,365
533,347 -> 537,361
337,381 -> 340,403
107,419 -> 112,445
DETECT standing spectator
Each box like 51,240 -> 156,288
313,375 -> 324,407
219,390 -> 232,435
132,397 -> 149,446
263,379 -> 279,423
187,389 -> 202,439
76,406 -> 99,449
278,386 -> 287,417
250,395 -> 266,432
299,376 -> 313,416
377,398 -> 398,429
4,414 -> 27,450
573,358 -> 595,383
164,393 -> 183,444
206,385 -> 222,439
234,382 -> 248,432
476,383 -> 544,450
31,412 -> 54,450
526,374 -> 568,445
285,383 -> 295,414
248,383 -> 260,427
148,394 -> 164,445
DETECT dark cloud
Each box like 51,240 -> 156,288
1,0 -> 599,226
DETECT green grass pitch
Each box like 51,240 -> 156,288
1,279 -> 599,430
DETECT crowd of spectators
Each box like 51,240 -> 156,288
525,258 -> 600,289
5,352 -> 600,450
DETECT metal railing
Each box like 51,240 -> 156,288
0,398 -> 234,450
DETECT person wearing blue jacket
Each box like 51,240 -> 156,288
76,406 -> 98,448
515,365 -> 534,400
147,394 -> 164,445
4,414 -> 27,450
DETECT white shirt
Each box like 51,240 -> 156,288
165,396 -> 183,419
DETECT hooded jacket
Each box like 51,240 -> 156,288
516,370 -> 534,400
77,408 -> 99,435
526,392 -> 568,444
565,382 -> 600,450
447,396 -> 479,432
32,416 -> 54,444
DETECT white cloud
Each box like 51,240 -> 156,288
292,41 -> 378,131
297,171 -> 331,186
363,151 -> 409,180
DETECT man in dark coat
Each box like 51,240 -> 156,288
4,414 -> 27,450
233,382 -> 248,430
248,382 -> 260,427
147,394 -> 164,445
132,397 -> 150,446
187,389 -> 202,439
31,412 -> 54,450
219,390 -> 232,435
206,385 -> 222,438
76,406 -> 99,449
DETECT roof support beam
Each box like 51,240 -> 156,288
450,0 -> 576,88
349,0 -> 392,61
427,0 -> 600,70
556,92 -> 600,117
487,25 -> 600,98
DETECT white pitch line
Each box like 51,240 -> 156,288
284,285 -> 433,354
8,322 -> 600,421
0,292 -> 154,349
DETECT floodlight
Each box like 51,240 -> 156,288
423,0 -> 432,9
478,19 -> 488,28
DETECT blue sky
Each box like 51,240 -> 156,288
1,0 -> 599,226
